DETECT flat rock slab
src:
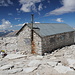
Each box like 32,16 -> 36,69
0,64 -> 14,70
14,62 -> 23,65
23,67 -> 37,73
5,54 -> 27,60
67,58 -> 75,67
28,60 -> 41,67
0,60 -> 8,67
66,71 -> 75,75
50,57 -> 56,60
54,65 -> 73,73
29,55 -> 43,60
15,63 -> 25,68
47,61 -> 58,67
0,70 -> 8,75
8,68 -> 23,74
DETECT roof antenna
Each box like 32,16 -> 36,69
31,14 -> 34,32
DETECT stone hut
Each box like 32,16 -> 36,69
16,23 -> 75,55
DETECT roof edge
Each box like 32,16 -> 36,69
16,23 -> 27,35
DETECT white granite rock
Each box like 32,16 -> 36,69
57,63 -> 63,66
0,59 -> 8,67
14,62 -> 23,65
67,58 -> 75,67
8,68 -> 23,74
0,70 -> 8,75
54,65 -> 73,73
50,57 -> 56,60
66,71 -> 75,75
54,52 -> 64,57
28,60 -> 41,67
14,61 -> 25,68
0,64 -> 14,70
5,54 -> 27,60
15,64 -> 25,68
47,61 -> 58,67
28,55 -> 43,60
36,55 -> 43,60
23,67 -> 37,73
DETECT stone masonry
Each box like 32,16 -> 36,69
17,25 -> 31,54
42,31 -> 74,54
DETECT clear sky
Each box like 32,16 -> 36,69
0,0 -> 75,30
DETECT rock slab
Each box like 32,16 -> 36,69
54,65 -> 74,73
8,68 -> 23,74
0,64 -> 14,70
23,67 -> 37,73
5,54 -> 27,60
67,58 -> 75,67
28,60 -> 41,67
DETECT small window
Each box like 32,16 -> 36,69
24,38 -> 30,45
60,35 -> 65,40
50,37 -> 55,43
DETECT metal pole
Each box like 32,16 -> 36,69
31,14 -> 34,42
31,14 -> 36,54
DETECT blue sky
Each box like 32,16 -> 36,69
0,0 -> 75,30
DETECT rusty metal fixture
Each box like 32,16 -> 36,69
31,41 -> 36,54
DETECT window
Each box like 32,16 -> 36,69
60,35 -> 65,40
50,37 -> 55,43
24,38 -> 31,45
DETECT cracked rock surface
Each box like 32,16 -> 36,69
1,45 -> 75,75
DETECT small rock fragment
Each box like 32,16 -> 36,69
57,63 -> 63,66
36,55 -> 43,60
47,61 -> 58,67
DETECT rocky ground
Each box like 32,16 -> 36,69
0,44 -> 75,75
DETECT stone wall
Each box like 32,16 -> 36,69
17,25 -> 31,54
42,31 -> 74,54
33,32 -> 42,55
0,37 -> 18,53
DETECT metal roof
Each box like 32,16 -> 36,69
28,23 -> 74,37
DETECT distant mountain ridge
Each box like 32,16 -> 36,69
5,30 -> 19,37
0,30 -> 15,37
